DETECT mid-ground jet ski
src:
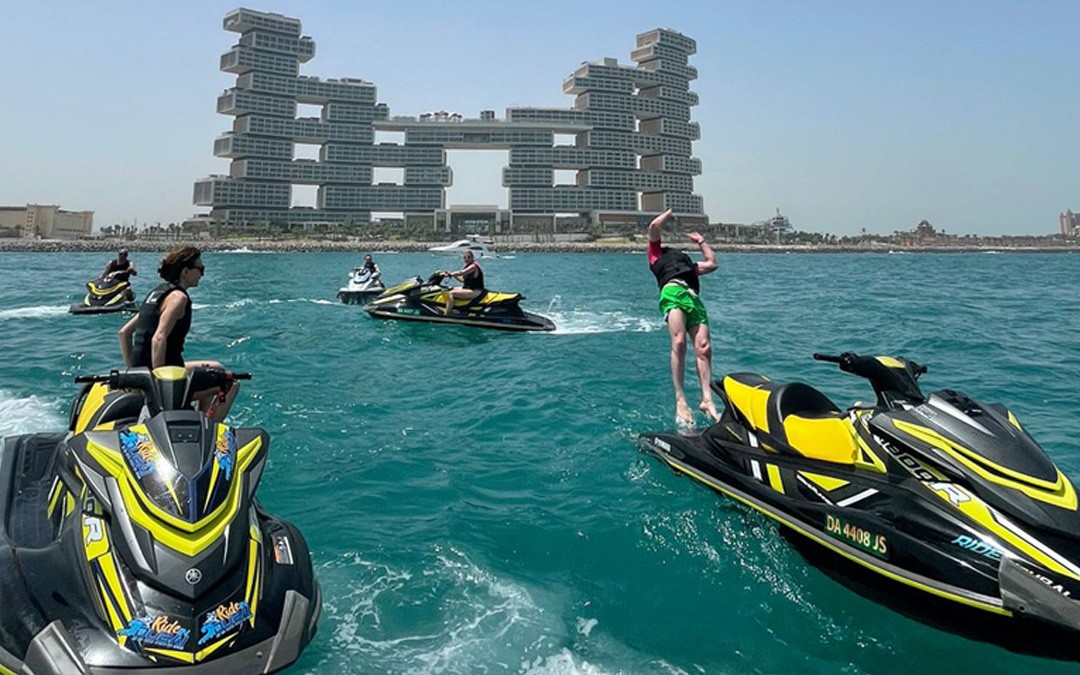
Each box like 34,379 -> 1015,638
0,366 -> 320,674
336,267 -> 385,305
69,272 -> 136,315
363,271 -> 555,332
640,352 -> 1080,648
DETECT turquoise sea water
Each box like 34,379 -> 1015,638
1,250 -> 1079,674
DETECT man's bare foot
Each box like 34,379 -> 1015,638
676,401 -> 695,427
699,401 -> 721,422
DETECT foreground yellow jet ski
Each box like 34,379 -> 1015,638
0,366 -> 320,673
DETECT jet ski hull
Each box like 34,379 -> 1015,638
364,299 -> 554,331
640,354 -> 1080,649
640,431 -> 1012,615
69,301 -> 136,315
69,276 -> 136,315
337,289 -> 384,305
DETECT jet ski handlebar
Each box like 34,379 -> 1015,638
813,352 -> 927,407
75,367 -> 252,388
76,367 -> 251,415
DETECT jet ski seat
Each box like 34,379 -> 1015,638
774,383 -> 857,464
721,374 -> 857,464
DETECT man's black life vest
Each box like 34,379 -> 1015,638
104,258 -> 133,282
650,249 -> 699,293
130,282 -> 191,368
463,262 -> 485,292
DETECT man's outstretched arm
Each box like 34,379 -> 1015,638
688,231 -> 718,275
648,208 -> 673,242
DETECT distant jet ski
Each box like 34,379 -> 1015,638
69,272 -> 136,315
363,271 -> 554,332
336,267 -> 386,305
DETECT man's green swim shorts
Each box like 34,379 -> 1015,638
658,282 -> 708,327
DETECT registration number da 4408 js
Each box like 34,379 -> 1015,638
825,514 -> 888,559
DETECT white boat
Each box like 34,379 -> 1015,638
428,235 -> 497,258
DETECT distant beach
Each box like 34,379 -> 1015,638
0,238 -> 1077,254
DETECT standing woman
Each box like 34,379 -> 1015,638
118,246 -> 239,422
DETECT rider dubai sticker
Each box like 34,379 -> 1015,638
118,615 -> 191,650
214,427 -> 236,480
199,601 -> 253,645
119,429 -> 158,480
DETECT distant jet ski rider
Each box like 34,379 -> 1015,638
101,247 -> 137,300
442,249 -> 484,315
359,254 -> 381,281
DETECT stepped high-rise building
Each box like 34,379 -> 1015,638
193,8 -> 706,231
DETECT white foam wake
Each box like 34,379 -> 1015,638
550,311 -> 659,335
0,305 -> 69,321
0,390 -> 65,436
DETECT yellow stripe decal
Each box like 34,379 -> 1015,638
96,550 -> 133,622
96,576 -> 129,648
63,492 -> 75,518
86,436 -> 263,556
47,481 -> 63,519
195,636 -> 235,662
929,484 -> 1080,580
657,449 -> 1010,615
893,420 -> 1077,509
800,472 -> 850,492
875,356 -> 904,368
1007,411 -> 1023,431
855,436 -> 888,474
164,477 -> 183,512
766,464 -> 785,494
75,383 -> 110,434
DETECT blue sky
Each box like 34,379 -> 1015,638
1,1 -> 1077,236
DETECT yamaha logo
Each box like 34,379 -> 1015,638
185,568 -> 202,585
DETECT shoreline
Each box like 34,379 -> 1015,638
1,238 -> 1077,254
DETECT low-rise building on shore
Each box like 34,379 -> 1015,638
0,204 -> 93,239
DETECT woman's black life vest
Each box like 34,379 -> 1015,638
650,249 -> 700,293
463,262 -> 485,292
130,282 -> 191,368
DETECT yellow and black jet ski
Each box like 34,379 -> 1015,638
69,272 -> 136,315
0,366 -> 320,674
363,271 -> 555,332
641,352 -> 1080,652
